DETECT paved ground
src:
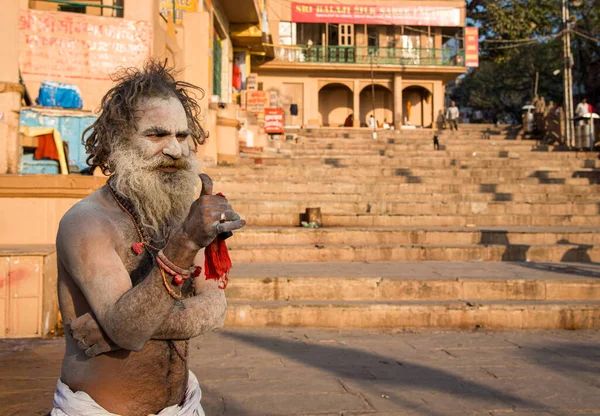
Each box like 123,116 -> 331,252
2,328 -> 600,415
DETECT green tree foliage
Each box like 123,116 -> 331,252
453,40 -> 563,121
454,0 -> 599,120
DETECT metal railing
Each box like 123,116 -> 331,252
272,45 -> 465,67
35,0 -> 124,17
36,0 -> 123,11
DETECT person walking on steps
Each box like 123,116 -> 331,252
446,101 -> 460,133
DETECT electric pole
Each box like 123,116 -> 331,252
562,0 -> 575,147
370,49 -> 377,139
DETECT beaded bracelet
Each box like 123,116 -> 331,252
158,250 -> 191,276
156,252 -> 203,286
159,267 -> 183,300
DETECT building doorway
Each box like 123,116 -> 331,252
402,86 -> 433,127
319,83 -> 353,127
359,85 -> 393,127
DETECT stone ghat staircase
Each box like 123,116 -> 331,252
204,126 -> 600,329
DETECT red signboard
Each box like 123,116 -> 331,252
291,3 -> 461,26
464,27 -> 479,68
264,108 -> 284,134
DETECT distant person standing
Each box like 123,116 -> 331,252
367,114 -> 377,129
575,98 -> 591,149
576,98 -> 590,118
446,101 -> 460,131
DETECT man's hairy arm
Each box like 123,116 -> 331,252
152,285 -> 227,340
58,207 -> 199,352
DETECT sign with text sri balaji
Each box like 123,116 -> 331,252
464,27 -> 479,68
291,3 -> 461,26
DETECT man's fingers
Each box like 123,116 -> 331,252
212,210 -> 240,223
69,312 -> 92,331
216,219 -> 246,234
199,173 -> 213,196
85,343 -> 111,358
77,339 -> 90,350
83,329 -> 105,345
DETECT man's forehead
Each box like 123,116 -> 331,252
136,96 -> 183,112
135,97 -> 187,126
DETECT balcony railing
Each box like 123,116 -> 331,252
272,45 -> 465,67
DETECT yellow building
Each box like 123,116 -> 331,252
256,0 -> 467,128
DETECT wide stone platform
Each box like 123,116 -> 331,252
225,262 -> 600,329
3,328 -> 600,415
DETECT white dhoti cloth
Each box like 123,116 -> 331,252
51,371 -> 204,416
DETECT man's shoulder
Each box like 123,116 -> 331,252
58,193 -> 118,240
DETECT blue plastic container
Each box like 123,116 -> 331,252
37,80 -> 84,110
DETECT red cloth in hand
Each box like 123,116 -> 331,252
204,192 -> 232,289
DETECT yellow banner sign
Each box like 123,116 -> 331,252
160,0 -> 198,24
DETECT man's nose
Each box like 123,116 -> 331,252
162,136 -> 182,159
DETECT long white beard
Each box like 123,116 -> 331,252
108,142 -> 200,243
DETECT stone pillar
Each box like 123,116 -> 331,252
353,79 -> 360,127
183,12 -> 215,166
433,81 -> 444,129
0,1 -> 19,84
393,73 -> 403,128
305,79 -> 319,127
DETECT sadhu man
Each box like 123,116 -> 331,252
52,61 -> 245,415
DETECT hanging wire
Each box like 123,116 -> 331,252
571,29 -> 600,43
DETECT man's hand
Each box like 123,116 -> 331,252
70,312 -> 119,358
180,173 -> 245,249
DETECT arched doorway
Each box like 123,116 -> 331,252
402,86 -> 433,127
359,85 -> 393,127
318,83 -> 353,127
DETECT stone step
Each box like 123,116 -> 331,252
224,262 -> 600,328
277,143 -> 545,152
226,261 -> 600,302
275,145 -> 562,154
225,300 -> 600,329
231,200 -> 599,216
218,174 -> 593,186
212,163 -> 599,173
228,242 -> 600,263
213,181 -> 600,195
290,127 -> 515,138
243,151 -> 599,162
235,157 -> 600,169
231,227 -> 600,246
211,167 -> 599,181
244,213 -> 600,227
216,191 -> 600,203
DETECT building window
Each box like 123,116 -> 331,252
367,26 -> 379,47
279,22 -> 297,45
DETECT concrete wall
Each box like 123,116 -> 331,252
15,0 -> 201,112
